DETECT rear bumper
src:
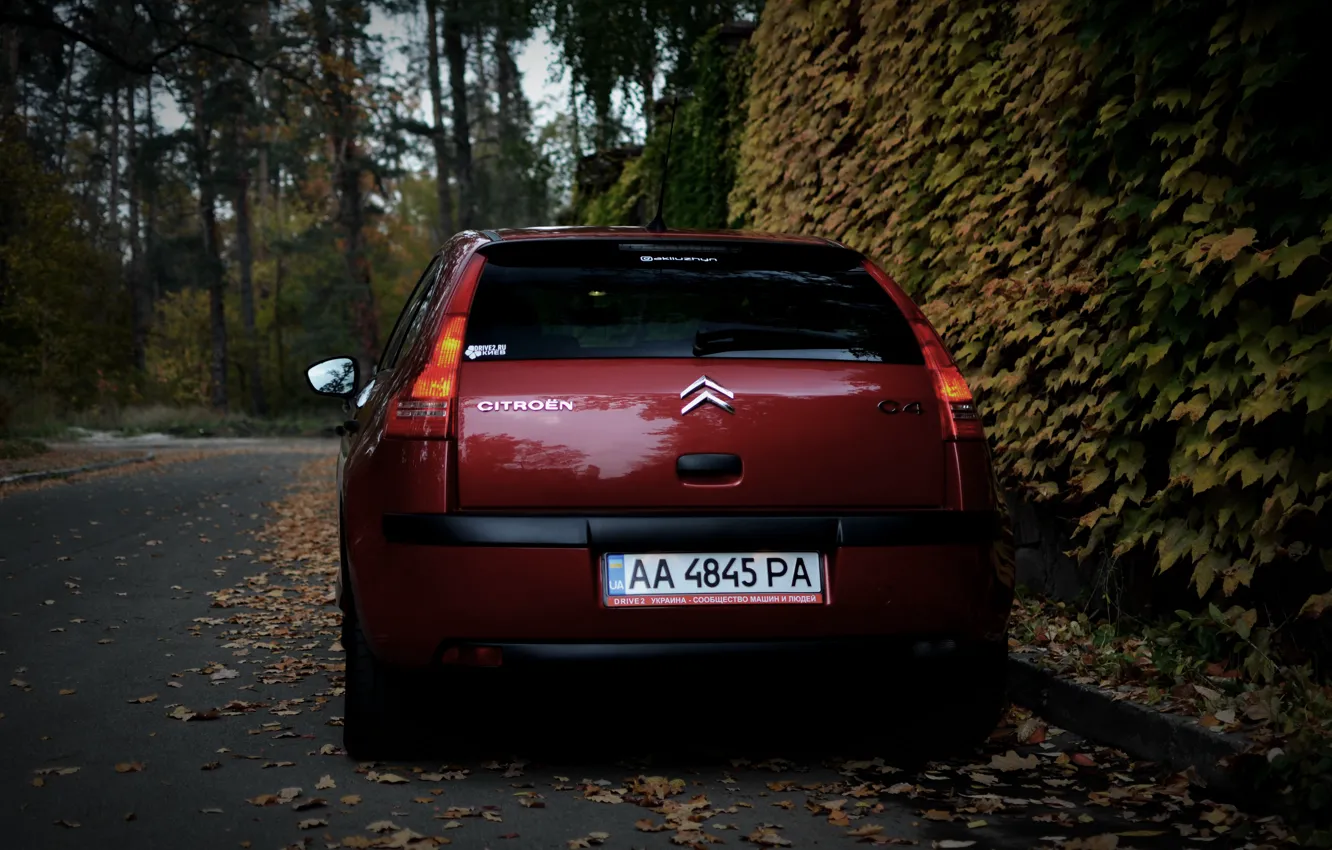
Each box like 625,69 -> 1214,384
382,511 -> 1001,548
439,635 -> 1000,666
348,511 -> 1013,668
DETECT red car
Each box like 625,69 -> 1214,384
307,228 -> 1014,756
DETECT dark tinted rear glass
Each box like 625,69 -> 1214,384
462,240 -> 924,363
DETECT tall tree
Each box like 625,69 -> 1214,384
1,23 -> 18,118
312,0 -> 380,365
424,0 -> 454,242
234,114 -> 265,414
107,84 -> 121,256
443,0 -> 475,230
255,0 -> 272,211
192,71 -> 228,411
142,72 -> 158,304
127,79 -> 146,371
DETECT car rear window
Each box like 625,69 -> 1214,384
462,239 -> 924,363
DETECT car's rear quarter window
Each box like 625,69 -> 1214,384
463,240 -> 924,363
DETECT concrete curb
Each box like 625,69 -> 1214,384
0,452 -> 156,486
1007,652 -> 1255,792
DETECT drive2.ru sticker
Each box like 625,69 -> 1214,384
464,344 -> 506,360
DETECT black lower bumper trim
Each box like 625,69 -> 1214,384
442,638 -> 1005,666
382,511 -> 999,549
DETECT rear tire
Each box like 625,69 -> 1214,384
342,607 -> 415,759
863,651 -> 1006,765
913,658 -> 1008,758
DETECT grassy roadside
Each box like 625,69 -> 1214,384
0,436 -> 50,460
4,404 -> 336,440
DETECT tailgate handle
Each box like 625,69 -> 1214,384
677,453 -> 742,477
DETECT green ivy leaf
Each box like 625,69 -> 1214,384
1143,341 -> 1172,367
1193,559 -> 1218,596
1274,237 -> 1322,278
1291,290 -> 1329,320
1192,462 -> 1222,495
1209,227 -> 1256,261
1170,394 -> 1209,422
1233,253 -> 1269,287
1182,202 -> 1214,223
1153,89 -> 1192,112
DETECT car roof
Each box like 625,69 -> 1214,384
485,226 -> 842,248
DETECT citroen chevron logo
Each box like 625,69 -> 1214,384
680,376 -> 735,415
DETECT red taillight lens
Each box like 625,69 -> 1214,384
413,314 -> 467,399
914,320 -> 985,440
384,255 -> 486,440
862,260 -> 985,441
386,315 -> 467,439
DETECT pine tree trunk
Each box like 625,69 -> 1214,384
127,82 -> 146,372
594,98 -> 614,152
194,77 -> 228,412
569,87 -> 580,158
496,32 -> 516,138
471,24 -> 490,145
640,46 -> 656,138
1,24 -> 19,118
256,0 -> 271,212
235,122 -> 266,415
108,86 -> 121,256
274,254 -> 286,398
443,0 -> 475,230
144,75 -> 158,304
341,46 -> 379,367
57,41 -> 74,174
274,168 -> 286,398
85,93 -> 104,237
425,0 -> 454,243
468,24 -> 490,221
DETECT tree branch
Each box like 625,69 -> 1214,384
397,119 -> 437,137
0,8 -> 317,93
0,11 -> 168,75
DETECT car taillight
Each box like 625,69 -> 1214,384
384,254 -> 486,440
385,314 -> 467,439
862,260 -> 985,441
914,320 -> 985,440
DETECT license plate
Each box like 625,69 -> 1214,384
603,552 -> 824,607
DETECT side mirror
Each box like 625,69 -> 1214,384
306,356 -> 360,398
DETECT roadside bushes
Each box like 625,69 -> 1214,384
732,0 -> 1332,627
0,120 -> 134,413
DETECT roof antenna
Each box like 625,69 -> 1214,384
645,95 -> 679,233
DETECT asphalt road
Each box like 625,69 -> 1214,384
0,443 -> 1274,850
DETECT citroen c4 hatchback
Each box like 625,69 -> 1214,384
306,227 -> 1014,757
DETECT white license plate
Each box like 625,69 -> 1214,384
603,552 -> 824,607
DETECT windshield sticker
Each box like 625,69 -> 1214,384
639,255 -> 718,263
464,344 -> 507,360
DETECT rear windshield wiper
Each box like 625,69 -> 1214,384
692,327 -> 854,357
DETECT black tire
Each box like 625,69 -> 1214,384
862,652 -> 1006,766
916,658 -> 1008,757
342,607 -> 415,759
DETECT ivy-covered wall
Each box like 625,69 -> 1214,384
732,0 -> 1332,615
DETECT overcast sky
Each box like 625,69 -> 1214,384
370,9 -> 573,131
157,11 -> 574,149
